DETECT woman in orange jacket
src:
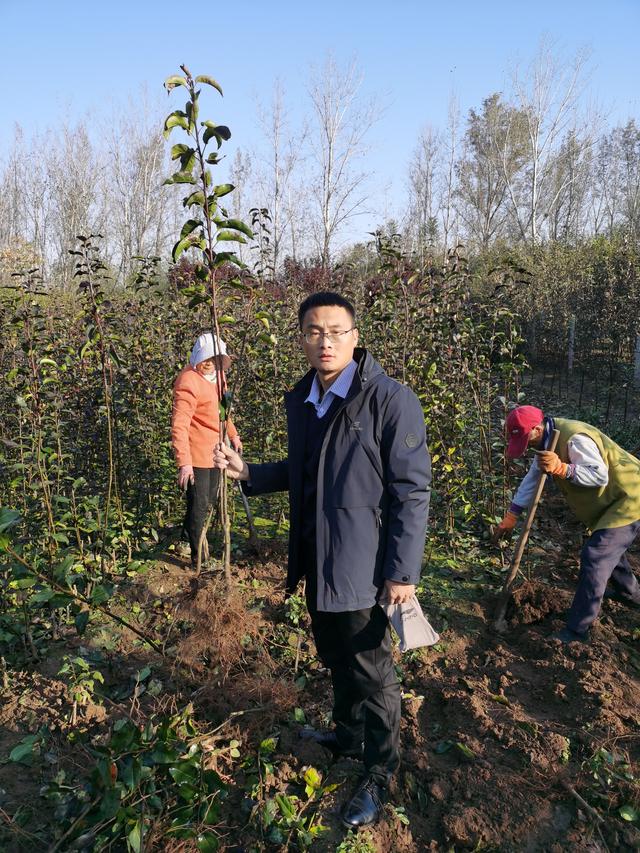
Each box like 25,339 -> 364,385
171,332 -> 242,567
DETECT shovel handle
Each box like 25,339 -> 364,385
494,428 -> 560,629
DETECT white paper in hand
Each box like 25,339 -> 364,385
381,595 -> 439,652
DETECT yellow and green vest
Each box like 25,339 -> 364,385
554,418 -> 640,531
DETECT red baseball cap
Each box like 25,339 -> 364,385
505,405 -> 544,458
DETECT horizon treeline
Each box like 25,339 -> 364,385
0,47 -> 639,286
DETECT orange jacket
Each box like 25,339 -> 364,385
171,366 -> 239,468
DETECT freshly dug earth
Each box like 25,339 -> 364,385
1,535 -> 639,851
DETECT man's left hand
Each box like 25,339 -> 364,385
230,437 -> 243,453
535,450 -> 567,477
382,580 -> 415,604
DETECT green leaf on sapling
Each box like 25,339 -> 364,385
183,190 -> 205,209
178,153 -> 197,174
171,144 -> 191,160
216,231 -> 246,243
0,508 -> 21,533
188,294 -> 209,309
219,218 -> 253,239
164,75 -> 187,92
275,793 -> 296,820
128,818 -> 143,853
180,219 -> 203,240
9,735 -> 40,765
195,75 -> 224,95
163,112 -> 189,139
196,833 -> 220,852
171,171 -> 197,185
213,183 -> 234,198
186,100 -> 199,130
202,123 -> 231,147
75,610 -> 90,635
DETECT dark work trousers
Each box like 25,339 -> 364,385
183,467 -> 220,562
304,556 -> 401,787
566,519 -> 640,634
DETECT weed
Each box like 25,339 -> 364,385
585,746 -> 637,792
559,736 -> 572,765
261,767 -> 338,849
336,829 -> 377,852
391,804 -> 411,825
57,654 -> 104,726
8,727 -> 49,766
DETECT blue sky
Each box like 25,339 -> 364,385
2,0 -> 639,236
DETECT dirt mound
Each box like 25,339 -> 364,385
172,577 -> 267,679
510,579 -> 572,624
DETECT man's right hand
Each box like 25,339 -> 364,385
213,443 -> 250,480
178,465 -> 195,491
491,511 -> 518,543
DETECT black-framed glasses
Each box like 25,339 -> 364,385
302,328 -> 355,343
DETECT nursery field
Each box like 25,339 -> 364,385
2,233 -> 640,850
1,493 -> 639,852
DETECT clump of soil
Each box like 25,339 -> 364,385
510,578 -> 571,624
173,577 -> 267,681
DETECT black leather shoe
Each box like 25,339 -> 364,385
299,728 -> 363,758
551,627 -> 589,644
341,776 -> 386,828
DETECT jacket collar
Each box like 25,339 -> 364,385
286,348 -> 383,405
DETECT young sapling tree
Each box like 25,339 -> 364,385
163,66 -> 253,581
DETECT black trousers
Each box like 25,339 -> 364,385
304,564 -> 401,786
183,467 -> 220,561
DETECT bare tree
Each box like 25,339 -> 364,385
498,41 -> 594,243
590,131 -> 620,235
589,121 -> 640,238
0,127 -> 26,249
307,56 -> 379,269
618,119 -> 640,239
545,129 -> 593,241
103,98 -> 177,280
284,180 -> 312,265
405,126 -> 440,261
46,122 -> 101,286
440,94 -> 460,256
253,79 -> 306,271
22,133 -> 51,266
455,94 -> 527,249
227,147 -> 253,265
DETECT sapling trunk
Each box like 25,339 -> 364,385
73,237 -> 127,566
163,67 -> 254,589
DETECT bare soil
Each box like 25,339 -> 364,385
1,526 -> 639,851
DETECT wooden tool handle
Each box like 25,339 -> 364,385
494,428 -> 560,630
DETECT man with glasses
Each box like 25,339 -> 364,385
214,291 -> 430,828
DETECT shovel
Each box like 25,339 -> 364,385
494,428 -> 560,633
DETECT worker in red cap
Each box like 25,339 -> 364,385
493,405 -> 640,643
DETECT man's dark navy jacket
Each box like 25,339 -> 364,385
244,348 -> 431,612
